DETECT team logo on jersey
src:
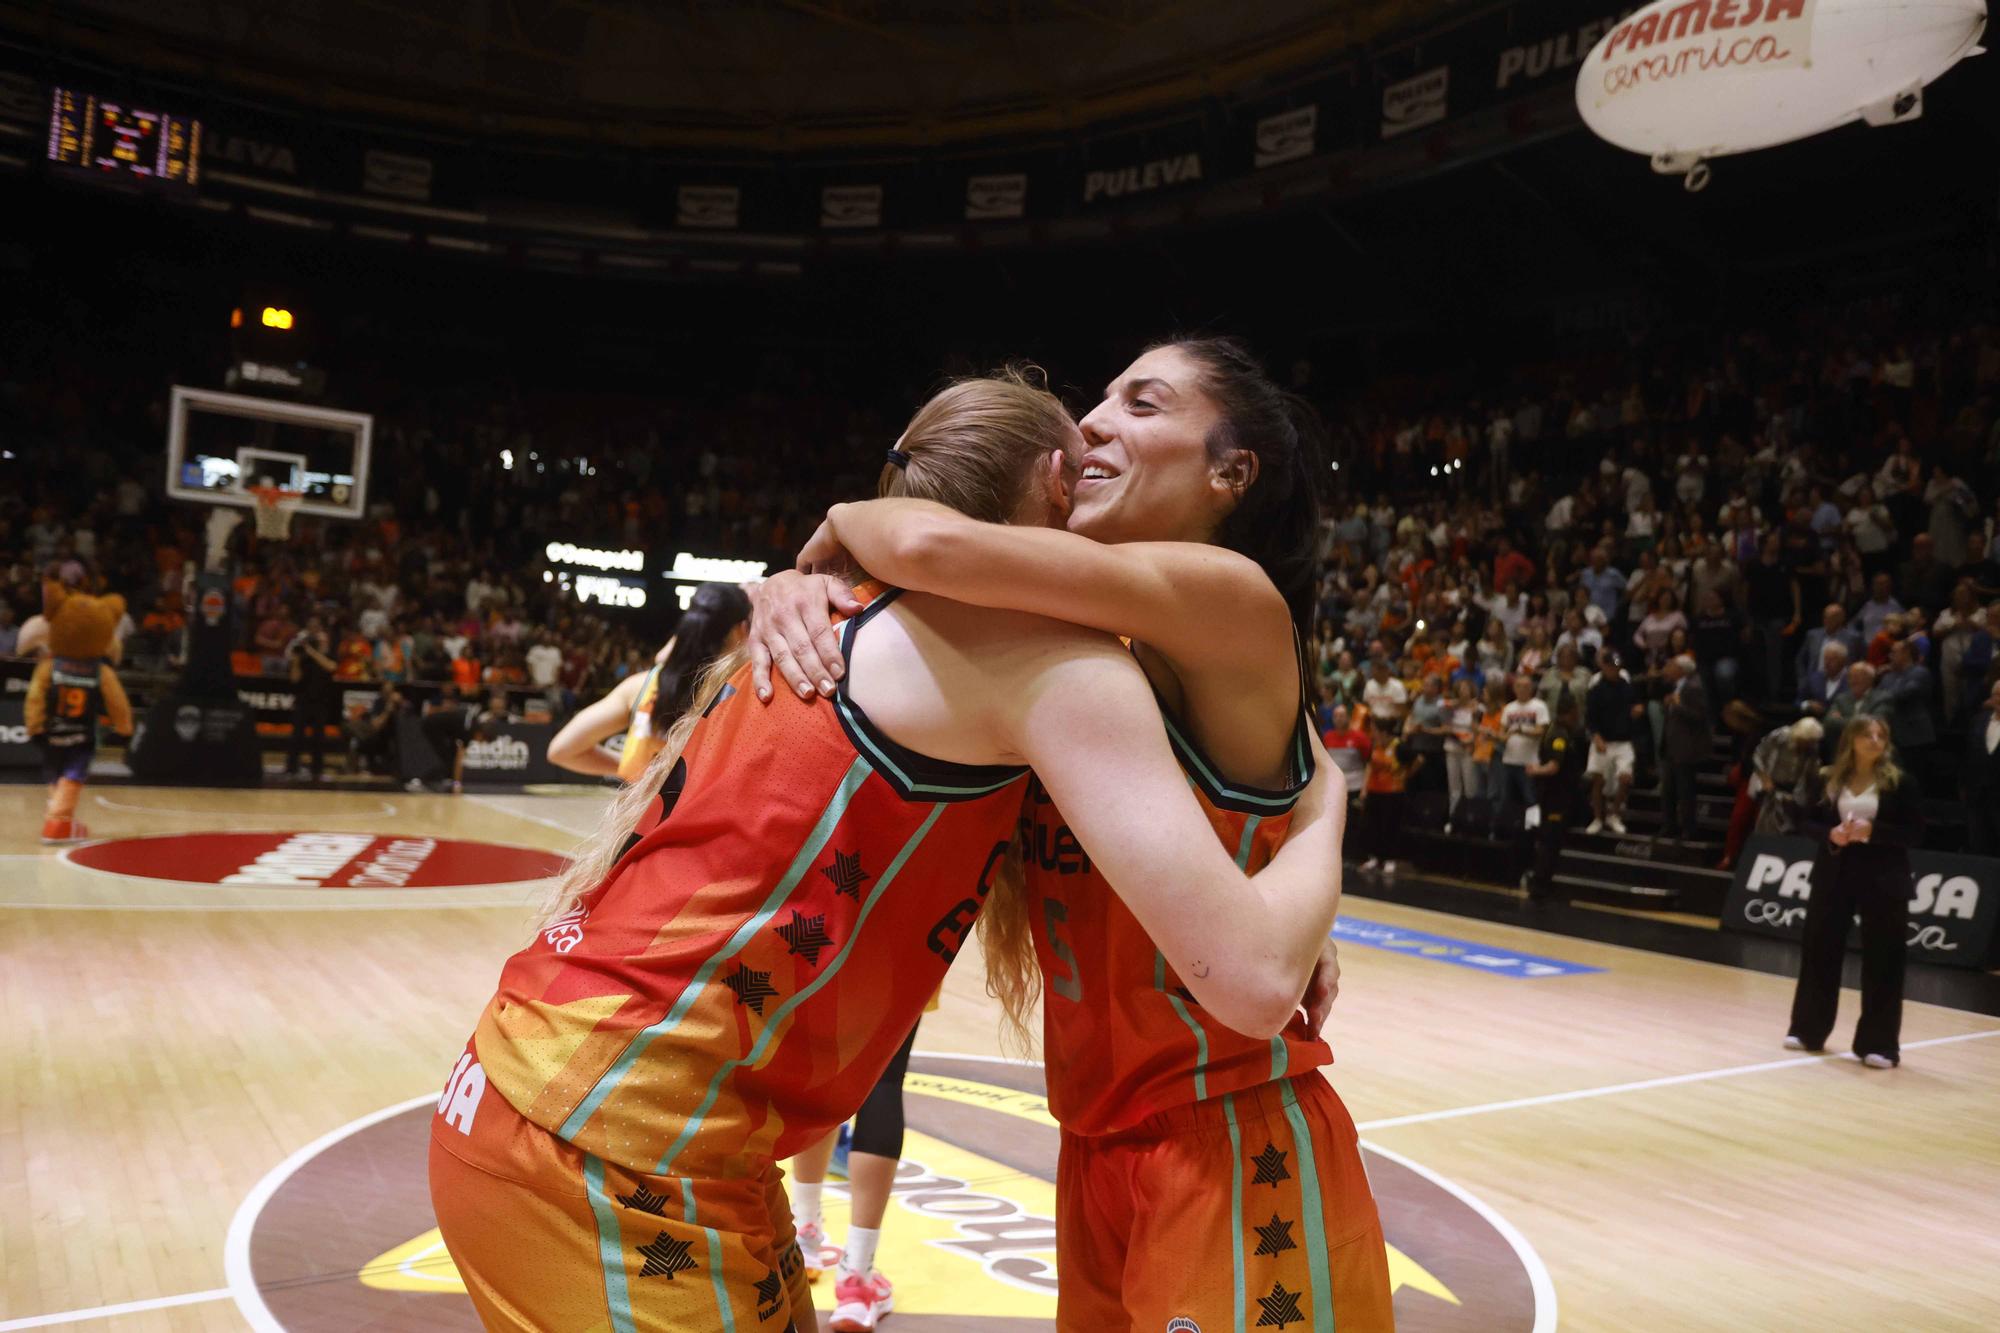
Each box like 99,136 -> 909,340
233,1056 -> 1550,1330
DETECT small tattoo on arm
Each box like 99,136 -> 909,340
1189,960 -> 1211,978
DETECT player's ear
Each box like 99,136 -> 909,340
1040,449 -> 1073,523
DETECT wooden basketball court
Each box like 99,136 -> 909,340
4,783 -> 1997,1332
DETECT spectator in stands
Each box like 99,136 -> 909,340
1584,650 -> 1640,835
1897,533 -> 1955,618
1824,661 -> 1878,746
1442,677 -> 1484,827
1787,715 -> 1922,1068
1748,716 -> 1824,838
1925,463 -> 1981,569
1796,603 -> 1862,685
1538,641 -> 1591,714
1745,533 -> 1803,701
1689,587 -> 1743,705
1636,589 -> 1688,664
1358,713 -> 1416,876
1658,655 -> 1711,842
0,601 -> 17,657
1500,671 -> 1550,814
1868,638 -> 1937,764
1492,536 -> 1534,594
1406,674 -> 1450,802
450,642 -> 483,699
1555,607 -> 1603,665
1525,690 -> 1587,904
1965,678 -> 2000,855
1798,640 -> 1850,720
1321,704 -> 1371,798
1577,545 -> 1628,624
1362,655 -> 1408,729
1845,484 -> 1897,579
1475,617 -> 1513,681
1856,572 -> 1905,642
1931,581 -> 1986,723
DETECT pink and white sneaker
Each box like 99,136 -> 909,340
794,1221 -> 840,1282
830,1267 -> 894,1331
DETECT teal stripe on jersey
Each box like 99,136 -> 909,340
656,801 -> 948,1174
583,1155 -> 637,1333
559,757 -> 874,1140
1279,1080 -> 1335,1330
1160,711 -> 1302,812
1158,949 -> 1211,1104
833,692 -> 1023,797
1222,1093 -> 1249,1333
686,1184 -> 740,1333
1270,1034 -> 1290,1083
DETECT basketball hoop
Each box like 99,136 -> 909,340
248,485 -> 303,541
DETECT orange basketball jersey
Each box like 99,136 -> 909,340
1024,701 -> 1330,1137
615,663 -> 665,782
474,585 -> 1027,1178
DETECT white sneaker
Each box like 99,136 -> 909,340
1606,815 -> 1628,835
1361,857 -> 1380,871
1782,1035 -> 1805,1051
1585,818 -> 1605,835
1383,860 -> 1398,875
831,1267 -> 894,1331
1862,1053 -> 1897,1070
1442,820 -> 1453,835
795,1220 -> 840,1281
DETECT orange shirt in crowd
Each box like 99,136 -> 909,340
1365,742 -> 1407,795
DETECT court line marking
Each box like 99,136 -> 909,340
94,793 -> 401,818
224,1093 -> 439,1332
0,894 -> 545,913
464,792 -> 600,838
0,1286 -> 232,1331
1355,1027 -> 2000,1132
1360,1138 -> 1558,1333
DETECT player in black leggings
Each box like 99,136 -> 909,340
788,1019 -> 919,1332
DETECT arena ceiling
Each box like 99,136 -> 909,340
2,0 -> 1460,149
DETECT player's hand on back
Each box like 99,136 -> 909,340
747,571 -> 862,702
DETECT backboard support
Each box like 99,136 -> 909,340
165,386 -> 372,521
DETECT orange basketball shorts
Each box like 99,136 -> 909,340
1055,1072 -> 1394,1332
427,1041 -> 816,1332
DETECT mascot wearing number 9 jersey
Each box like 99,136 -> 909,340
24,575 -> 133,844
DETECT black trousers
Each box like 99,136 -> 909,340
1358,791 -> 1404,862
1788,855 -> 1908,1060
1968,786 -> 2000,856
1530,813 -> 1570,901
287,697 -> 335,777
850,1020 -> 918,1160
1660,761 -> 1700,839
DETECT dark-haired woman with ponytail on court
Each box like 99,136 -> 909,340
753,337 -> 1391,1332
1786,715 -> 1924,1069
545,582 -> 751,779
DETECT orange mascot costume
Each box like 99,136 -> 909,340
24,578 -> 133,844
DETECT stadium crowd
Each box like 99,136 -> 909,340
5,295 -> 2000,834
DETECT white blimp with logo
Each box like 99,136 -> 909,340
1576,0 -> 1987,189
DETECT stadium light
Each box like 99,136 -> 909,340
260,306 -> 294,330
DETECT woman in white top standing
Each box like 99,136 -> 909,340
1786,716 -> 1924,1068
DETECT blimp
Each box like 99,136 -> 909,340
1576,0 -> 1987,189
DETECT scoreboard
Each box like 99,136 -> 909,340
47,87 -> 200,185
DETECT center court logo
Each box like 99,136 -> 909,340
65,831 -> 565,889
231,1056 -> 1548,1331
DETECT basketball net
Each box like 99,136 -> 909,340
247,485 -> 303,542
